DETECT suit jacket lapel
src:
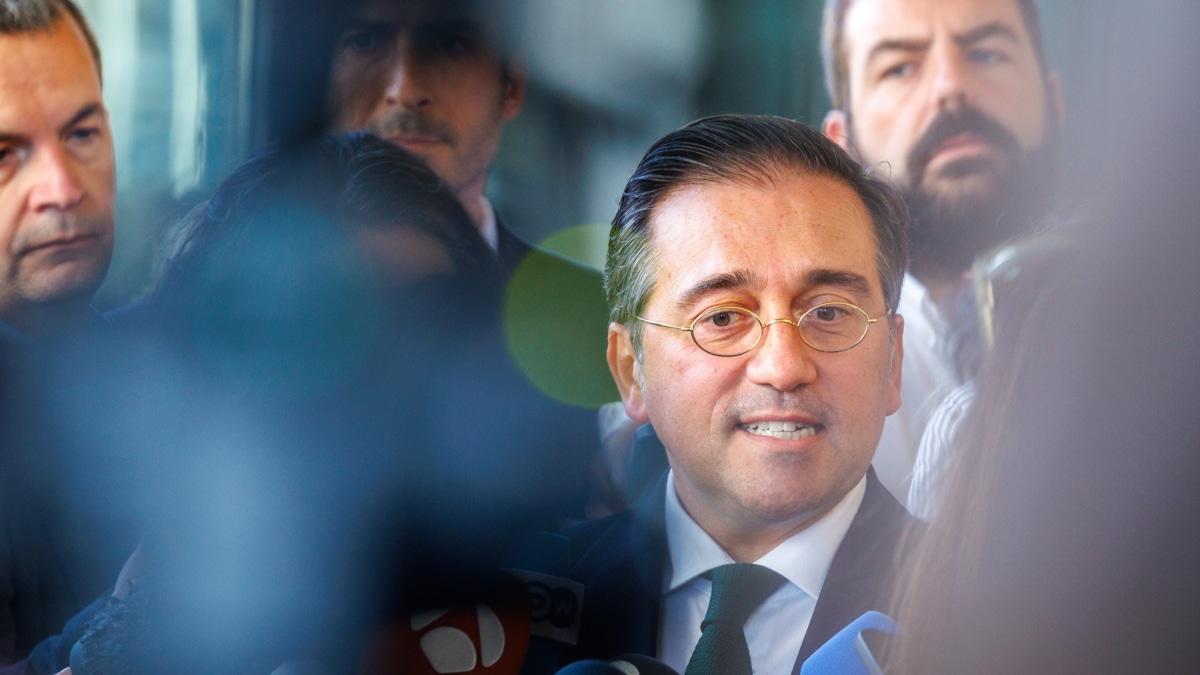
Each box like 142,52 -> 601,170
792,470 -> 917,671
494,214 -> 534,275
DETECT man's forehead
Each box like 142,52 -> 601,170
647,175 -> 882,299
348,0 -> 487,28
844,0 -> 1033,59
0,23 -> 104,127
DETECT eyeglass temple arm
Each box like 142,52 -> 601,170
636,317 -> 692,332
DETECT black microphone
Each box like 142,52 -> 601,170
554,661 -> 628,675
555,654 -> 679,675
798,611 -> 896,675
609,653 -> 681,675
502,531 -> 584,675
359,572 -> 534,675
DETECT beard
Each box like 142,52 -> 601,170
896,106 -> 1061,282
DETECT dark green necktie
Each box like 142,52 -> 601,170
684,563 -> 787,675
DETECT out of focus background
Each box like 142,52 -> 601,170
82,0 -> 1114,308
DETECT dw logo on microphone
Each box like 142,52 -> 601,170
507,569 -> 585,646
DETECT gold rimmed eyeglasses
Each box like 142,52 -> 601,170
637,302 -> 887,357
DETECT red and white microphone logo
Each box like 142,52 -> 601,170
361,576 -> 531,674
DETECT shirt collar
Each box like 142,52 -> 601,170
477,195 -> 499,253
663,470 -> 867,601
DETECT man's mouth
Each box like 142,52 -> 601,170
24,234 -> 99,255
389,135 -> 443,151
738,421 -> 820,440
932,132 -> 990,158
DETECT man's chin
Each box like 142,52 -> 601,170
919,161 -> 1006,203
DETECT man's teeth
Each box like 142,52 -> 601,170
741,421 -> 817,439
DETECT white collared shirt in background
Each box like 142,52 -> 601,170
477,195 -> 500,253
873,273 -> 961,501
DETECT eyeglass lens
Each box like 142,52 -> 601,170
691,304 -> 869,356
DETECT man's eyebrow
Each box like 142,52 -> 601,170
342,18 -> 398,34
418,18 -> 481,34
866,22 -> 1021,65
675,270 -> 760,311
802,268 -> 872,297
867,38 -> 930,65
60,103 -> 104,135
956,22 -> 1022,48
672,268 -> 873,312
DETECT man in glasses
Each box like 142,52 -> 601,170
325,0 -> 618,452
561,115 -> 919,673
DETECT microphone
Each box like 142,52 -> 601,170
502,531 -> 584,674
798,611 -> 897,675
359,572 -> 533,674
359,531 -> 584,674
608,654 -> 681,675
554,661 -> 628,675
555,654 -> 679,675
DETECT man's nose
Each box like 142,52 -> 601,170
930,51 -> 973,112
744,319 -> 819,392
29,145 -> 84,213
384,45 -> 433,110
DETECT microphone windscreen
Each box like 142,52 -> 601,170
360,573 -> 532,675
609,653 -> 681,675
502,530 -> 583,674
554,660 -> 628,675
503,531 -> 571,577
799,611 -> 896,675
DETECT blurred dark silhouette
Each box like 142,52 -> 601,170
27,133 -> 593,674
882,3 -> 1200,672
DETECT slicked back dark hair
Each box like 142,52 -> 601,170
821,0 -> 1048,112
606,113 -> 908,354
0,0 -> 102,80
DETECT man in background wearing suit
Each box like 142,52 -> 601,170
0,0 -> 130,667
325,0 -> 618,426
563,114 -> 920,673
327,0 -> 529,270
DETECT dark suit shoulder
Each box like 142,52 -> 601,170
794,471 -> 924,667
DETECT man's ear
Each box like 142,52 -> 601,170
886,314 -> 904,416
501,62 -> 526,120
822,109 -> 852,152
608,323 -> 649,424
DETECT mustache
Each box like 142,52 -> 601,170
906,106 -> 1020,182
727,390 -> 837,427
364,112 -> 456,145
13,212 -> 106,254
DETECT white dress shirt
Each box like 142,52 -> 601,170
477,195 -> 500,253
907,380 -> 976,521
659,471 -> 867,674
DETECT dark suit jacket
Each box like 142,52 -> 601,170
0,319 -> 135,670
561,469 -> 920,672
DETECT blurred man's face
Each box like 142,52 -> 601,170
0,16 -> 115,328
828,0 -> 1060,275
328,0 -> 524,202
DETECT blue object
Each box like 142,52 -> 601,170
799,611 -> 897,675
